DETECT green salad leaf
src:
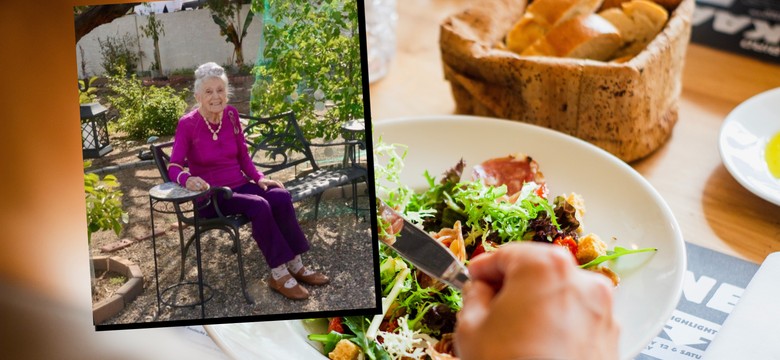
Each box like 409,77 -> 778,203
307,331 -> 356,354
342,316 -> 392,360
579,246 -> 658,269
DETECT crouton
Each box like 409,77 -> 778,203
576,233 -> 607,264
329,339 -> 362,360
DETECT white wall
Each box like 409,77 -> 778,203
75,6 -> 263,77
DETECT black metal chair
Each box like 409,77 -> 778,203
241,111 -> 368,220
150,142 -> 253,304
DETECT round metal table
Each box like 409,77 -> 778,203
341,118 -> 365,166
148,182 -> 213,319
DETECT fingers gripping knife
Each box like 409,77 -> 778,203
377,199 -> 470,290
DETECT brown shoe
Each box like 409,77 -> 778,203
268,274 -> 309,300
291,267 -> 330,286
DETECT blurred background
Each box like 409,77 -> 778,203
2,0 -> 265,358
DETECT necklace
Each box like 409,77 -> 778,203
203,115 -> 222,141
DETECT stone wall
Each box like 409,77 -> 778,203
75,7 -> 263,78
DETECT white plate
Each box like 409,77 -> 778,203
206,115 -> 686,360
718,87 -> 780,206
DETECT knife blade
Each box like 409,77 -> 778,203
377,199 -> 470,290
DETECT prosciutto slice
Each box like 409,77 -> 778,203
472,153 -> 545,195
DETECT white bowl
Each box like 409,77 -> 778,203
207,115 -> 686,360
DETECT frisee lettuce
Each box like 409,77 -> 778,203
449,180 -> 559,243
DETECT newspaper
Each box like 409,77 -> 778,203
636,242 -> 760,360
692,0 -> 780,63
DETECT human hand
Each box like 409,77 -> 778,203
185,176 -> 210,192
455,242 -> 619,360
257,178 -> 284,190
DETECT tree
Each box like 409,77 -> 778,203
206,0 -> 255,67
141,9 -> 166,77
250,0 -> 364,141
74,3 -> 140,42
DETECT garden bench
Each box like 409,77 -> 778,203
240,111 -> 368,220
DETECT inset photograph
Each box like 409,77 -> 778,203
75,0 -> 378,329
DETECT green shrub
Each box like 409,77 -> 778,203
169,67 -> 195,77
98,34 -> 141,77
78,76 -> 98,104
109,275 -> 128,286
107,65 -> 189,140
84,160 -> 128,244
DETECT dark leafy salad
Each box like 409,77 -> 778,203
308,141 -> 656,360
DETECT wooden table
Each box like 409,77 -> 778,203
369,0 -> 780,265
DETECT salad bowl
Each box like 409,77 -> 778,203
206,115 -> 686,360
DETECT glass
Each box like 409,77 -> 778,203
364,0 -> 398,83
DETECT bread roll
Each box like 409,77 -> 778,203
522,13 -> 622,60
600,0 -> 629,10
599,0 -> 668,58
506,0 -> 604,54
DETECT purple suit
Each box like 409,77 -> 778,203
168,106 -> 309,267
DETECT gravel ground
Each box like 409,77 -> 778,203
86,74 -> 378,326
89,142 -> 377,326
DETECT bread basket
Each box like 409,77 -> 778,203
439,0 -> 694,162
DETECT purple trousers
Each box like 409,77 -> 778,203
201,182 -> 310,268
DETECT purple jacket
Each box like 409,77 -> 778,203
168,105 -> 263,189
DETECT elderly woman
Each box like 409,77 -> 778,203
167,62 -> 328,300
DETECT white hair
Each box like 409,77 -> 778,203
193,62 -> 232,99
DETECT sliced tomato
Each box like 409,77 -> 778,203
328,317 -> 344,333
385,317 -> 399,333
553,235 -> 578,258
470,240 -> 498,259
535,183 -> 549,199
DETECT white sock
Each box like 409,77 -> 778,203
287,255 -> 304,273
271,264 -> 298,288
287,255 -> 315,276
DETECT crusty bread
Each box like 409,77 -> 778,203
506,0 -> 604,54
522,14 -> 622,60
600,0 -> 629,10
599,0 -> 668,59
506,16 -> 548,54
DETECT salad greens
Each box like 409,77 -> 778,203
341,317 -> 392,360
448,180 -> 557,245
307,331 -> 355,355
308,140 -> 657,360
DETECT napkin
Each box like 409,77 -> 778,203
703,252 -> 780,359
